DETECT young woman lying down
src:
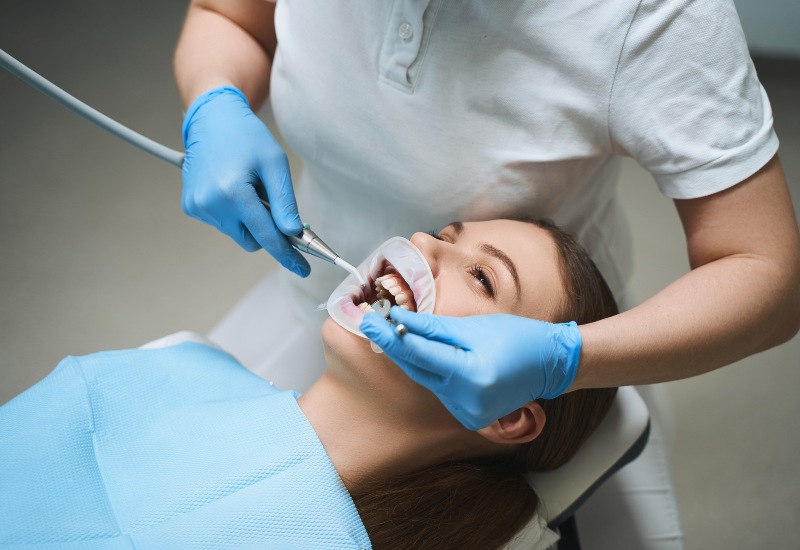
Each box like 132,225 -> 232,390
0,218 -> 617,550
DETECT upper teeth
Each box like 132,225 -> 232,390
376,275 -> 397,289
375,274 -> 413,309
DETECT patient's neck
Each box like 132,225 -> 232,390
298,369 -> 492,492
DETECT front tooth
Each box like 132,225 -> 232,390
386,284 -> 403,297
395,293 -> 409,305
375,275 -> 391,289
380,278 -> 399,290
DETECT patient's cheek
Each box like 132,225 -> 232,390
433,291 -> 487,318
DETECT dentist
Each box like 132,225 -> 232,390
174,1 -> 800,547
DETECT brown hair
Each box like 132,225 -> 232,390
350,218 -> 619,550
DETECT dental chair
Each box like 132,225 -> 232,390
170,269 -> 649,550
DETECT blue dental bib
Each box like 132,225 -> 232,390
0,343 -> 370,549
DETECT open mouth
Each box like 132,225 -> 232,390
354,259 -> 419,314
325,236 -> 436,338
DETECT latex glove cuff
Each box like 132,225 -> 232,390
538,321 -> 582,400
182,86 -> 250,146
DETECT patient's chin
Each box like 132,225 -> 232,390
321,317 -> 399,382
321,317 -> 444,410
321,318 -> 369,362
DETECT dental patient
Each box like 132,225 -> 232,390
0,219 -> 618,550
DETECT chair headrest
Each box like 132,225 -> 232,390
527,386 -> 650,528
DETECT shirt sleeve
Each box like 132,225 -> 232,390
608,0 -> 779,199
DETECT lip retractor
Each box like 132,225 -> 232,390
326,236 -> 436,338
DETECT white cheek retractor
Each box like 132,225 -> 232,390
326,237 -> 436,338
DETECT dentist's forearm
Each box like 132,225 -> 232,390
570,155 -> 800,390
174,0 -> 277,109
572,254 -> 800,390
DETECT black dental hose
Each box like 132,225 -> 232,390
0,48 -> 359,272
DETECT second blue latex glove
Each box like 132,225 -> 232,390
182,86 -> 309,277
360,308 -> 582,430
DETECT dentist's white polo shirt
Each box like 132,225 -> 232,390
269,0 -> 778,309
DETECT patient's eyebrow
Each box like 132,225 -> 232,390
480,243 -> 521,299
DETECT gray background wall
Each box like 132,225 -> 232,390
734,0 -> 800,58
1,2 -> 798,548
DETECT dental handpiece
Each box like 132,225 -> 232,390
0,48 -> 364,283
257,199 -> 337,263
258,198 -> 365,284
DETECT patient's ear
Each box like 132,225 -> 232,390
477,402 -> 545,445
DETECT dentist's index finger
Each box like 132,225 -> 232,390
259,154 -> 303,237
388,307 -> 470,349
237,185 -> 309,275
360,313 -> 453,378
379,329 -> 466,380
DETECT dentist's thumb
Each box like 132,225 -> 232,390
359,312 -> 399,351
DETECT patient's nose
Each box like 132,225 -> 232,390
410,232 -> 441,278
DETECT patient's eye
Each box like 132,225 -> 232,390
427,229 -> 443,241
469,265 -> 495,297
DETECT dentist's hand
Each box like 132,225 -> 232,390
360,308 -> 582,430
181,86 -> 309,277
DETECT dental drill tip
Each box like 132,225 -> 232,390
335,257 -> 366,286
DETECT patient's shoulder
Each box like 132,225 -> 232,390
74,341 -> 277,398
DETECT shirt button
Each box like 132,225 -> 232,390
398,22 -> 413,40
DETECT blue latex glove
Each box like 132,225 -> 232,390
182,86 -> 309,277
360,308 -> 582,430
